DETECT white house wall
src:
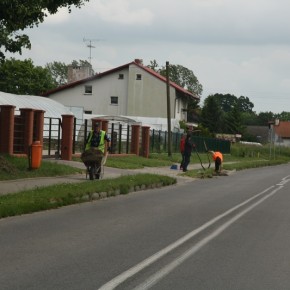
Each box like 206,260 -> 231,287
47,64 -> 189,122
49,69 -> 129,116
127,64 -> 176,118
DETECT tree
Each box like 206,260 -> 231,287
0,0 -> 89,60
276,111 -> 290,121
45,59 -> 94,86
200,95 -> 223,133
0,58 -> 56,95
224,103 -> 245,134
237,96 -> 254,113
257,111 -> 275,126
159,64 -> 203,96
147,60 -> 203,122
45,61 -> 68,86
213,93 -> 236,112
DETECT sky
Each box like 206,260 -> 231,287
6,0 -> 290,114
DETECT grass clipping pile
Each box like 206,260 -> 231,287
0,155 -> 18,175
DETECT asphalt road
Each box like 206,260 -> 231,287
1,163 -> 290,290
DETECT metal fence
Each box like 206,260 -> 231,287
150,130 -> 231,154
42,118 -> 231,157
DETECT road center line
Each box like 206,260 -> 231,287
99,177 -> 288,290
134,185 -> 284,290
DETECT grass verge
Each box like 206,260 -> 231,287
0,174 -> 176,219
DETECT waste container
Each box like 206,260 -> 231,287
30,141 -> 42,169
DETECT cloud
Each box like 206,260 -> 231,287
5,0 -> 290,113
84,0 -> 154,25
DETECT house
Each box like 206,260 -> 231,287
42,59 -> 199,129
272,120 -> 290,146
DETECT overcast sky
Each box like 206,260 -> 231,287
8,0 -> 290,114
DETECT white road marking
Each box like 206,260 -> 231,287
99,176 -> 289,290
134,185 -> 284,290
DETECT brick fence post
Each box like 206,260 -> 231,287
61,114 -> 74,161
0,105 -> 15,155
34,110 -> 45,144
20,108 -> 35,155
141,126 -> 150,158
130,124 -> 141,155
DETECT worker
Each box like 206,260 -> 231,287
182,133 -> 195,172
209,151 -> 223,173
84,122 -> 111,179
85,122 -> 111,153
179,133 -> 186,170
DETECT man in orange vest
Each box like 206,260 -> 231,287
209,151 -> 223,173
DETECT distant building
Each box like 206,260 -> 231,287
43,59 -> 199,130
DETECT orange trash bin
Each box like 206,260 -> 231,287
30,141 -> 42,169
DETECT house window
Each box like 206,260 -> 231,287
118,74 -> 124,79
111,96 -> 118,105
84,110 -> 92,114
84,85 -> 92,94
136,74 -> 142,80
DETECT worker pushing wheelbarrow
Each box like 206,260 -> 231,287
81,122 -> 111,180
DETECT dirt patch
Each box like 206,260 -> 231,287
0,155 -> 18,174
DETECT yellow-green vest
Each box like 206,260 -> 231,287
85,130 -> 106,153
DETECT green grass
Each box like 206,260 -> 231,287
0,174 -> 176,219
0,154 -> 82,181
1,143 -> 290,219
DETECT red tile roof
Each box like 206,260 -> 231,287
42,60 -> 199,100
274,121 -> 290,138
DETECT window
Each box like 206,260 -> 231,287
118,74 -> 124,79
136,74 -> 142,80
84,85 -> 92,94
84,110 -> 92,114
111,96 -> 118,105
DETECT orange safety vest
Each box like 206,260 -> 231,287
212,151 -> 223,161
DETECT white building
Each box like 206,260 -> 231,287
43,59 -> 199,130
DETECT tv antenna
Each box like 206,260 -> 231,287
83,38 -> 103,65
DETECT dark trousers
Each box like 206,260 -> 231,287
183,154 -> 191,172
180,153 -> 185,169
215,157 -> 222,172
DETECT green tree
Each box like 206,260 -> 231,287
237,96 -> 254,113
45,61 -> 68,86
0,58 -> 56,95
147,60 -> 203,122
241,111 -> 259,126
200,95 -> 223,133
276,111 -> 290,121
0,0 -> 89,60
257,111 -> 275,126
213,93 -> 237,112
224,103 -> 244,134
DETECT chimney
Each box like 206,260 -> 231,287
134,59 -> 143,65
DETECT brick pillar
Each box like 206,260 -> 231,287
141,126 -> 150,158
34,110 -> 45,144
101,120 -> 109,132
61,114 -> 74,161
0,105 -> 15,154
20,108 -> 35,155
130,124 -> 141,155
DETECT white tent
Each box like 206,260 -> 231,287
0,91 -> 72,118
83,114 -> 181,132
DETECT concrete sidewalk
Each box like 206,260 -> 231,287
0,159 -> 200,195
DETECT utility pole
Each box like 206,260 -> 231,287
166,61 -> 172,157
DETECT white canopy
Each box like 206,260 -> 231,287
0,91 -> 72,118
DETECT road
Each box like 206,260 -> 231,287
1,163 -> 290,290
